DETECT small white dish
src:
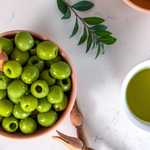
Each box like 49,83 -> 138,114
121,60 -> 150,132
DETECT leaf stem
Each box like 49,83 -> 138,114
62,0 -> 100,44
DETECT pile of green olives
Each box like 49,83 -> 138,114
0,31 -> 72,134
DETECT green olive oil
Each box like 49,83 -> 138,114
126,68 -> 150,123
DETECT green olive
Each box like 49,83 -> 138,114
27,56 -> 45,72
13,104 -> 31,119
0,89 -> 6,100
53,94 -> 68,111
8,94 -> 21,104
39,69 -> 56,86
21,65 -> 40,84
19,117 -> 37,134
0,99 -> 14,117
11,47 -> 30,66
0,71 -> 12,90
7,79 -> 28,99
37,97 -> 52,113
14,31 -> 34,52
2,116 -> 19,132
37,110 -> 58,127
56,77 -> 71,92
3,60 -> 23,79
47,85 -> 64,104
36,41 -> 58,60
20,95 -> 38,112
0,37 -> 14,55
50,61 -> 71,79
31,80 -> 49,98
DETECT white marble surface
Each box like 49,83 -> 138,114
0,0 -> 150,150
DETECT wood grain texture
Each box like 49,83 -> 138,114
70,101 -> 89,147
76,127 -> 89,148
52,130 -> 84,150
0,45 -> 8,71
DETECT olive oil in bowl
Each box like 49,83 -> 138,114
126,68 -> 150,123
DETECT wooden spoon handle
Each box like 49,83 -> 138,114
76,126 -> 89,148
70,101 -> 89,147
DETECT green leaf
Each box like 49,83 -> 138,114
91,40 -> 96,50
90,25 -> 108,31
70,17 -> 79,38
101,42 -> 104,49
57,0 -> 68,14
94,30 -> 112,37
61,7 -> 71,19
102,49 -> 105,54
86,28 -> 92,53
78,26 -> 87,45
100,42 -> 105,54
98,36 -> 117,45
95,35 -> 101,39
95,44 -> 101,59
72,1 -> 94,11
83,17 -> 105,25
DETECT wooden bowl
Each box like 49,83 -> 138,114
123,0 -> 150,13
0,30 -> 77,139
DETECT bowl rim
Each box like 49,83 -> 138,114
123,0 -> 150,13
121,60 -> 150,132
0,30 -> 77,139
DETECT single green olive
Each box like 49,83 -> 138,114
36,41 -> 58,60
39,69 -> 56,86
0,99 -> 14,117
56,77 -> 71,92
50,61 -> 71,79
19,117 -> 37,134
37,97 -> 52,113
7,79 -> 28,99
11,47 -> 30,66
3,60 -> 22,78
53,94 -> 68,111
37,110 -> 58,127
47,85 -> 64,104
21,65 -> 39,84
14,31 -> 34,52
0,71 -> 12,90
13,104 -> 31,119
27,56 -> 45,72
0,89 -> 6,100
20,95 -> 38,112
31,80 -> 49,98
45,54 -> 63,68
0,37 -> 14,55
2,116 -> 19,133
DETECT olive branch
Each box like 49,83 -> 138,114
57,0 -> 117,59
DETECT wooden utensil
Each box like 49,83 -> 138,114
70,101 -> 89,147
0,45 -> 8,71
53,130 -> 84,150
53,100 -> 95,150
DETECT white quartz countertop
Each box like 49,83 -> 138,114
0,0 -> 150,150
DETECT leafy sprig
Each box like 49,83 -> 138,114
57,0 -> 117,59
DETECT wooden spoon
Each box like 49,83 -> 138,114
53,100 -> 95,150
53,130 -> 94,150
70,100 -> 91,149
